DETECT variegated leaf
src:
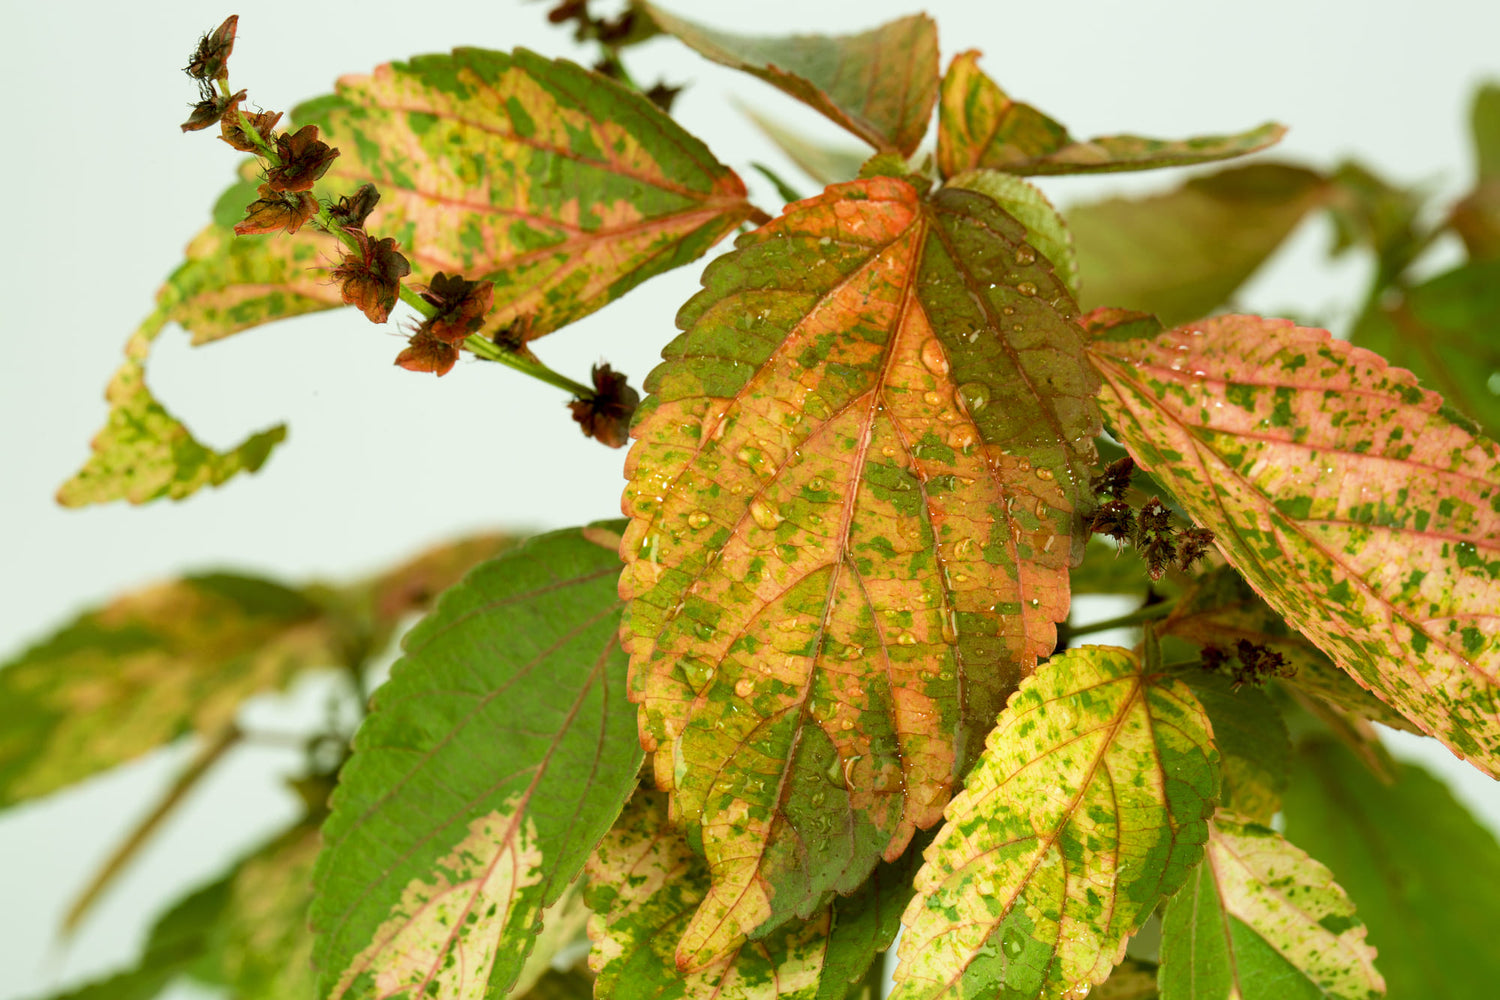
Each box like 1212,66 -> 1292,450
620,175 -> 1100,967
1160,814 -> 1383,1000
1090,315 -> 1500,776
311,526 -> 642,1000
890,645 -> 1219,1000
936,51 -> 1283,179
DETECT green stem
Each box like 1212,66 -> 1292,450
1069,600 -> 1175,638
465,335 -> 596,397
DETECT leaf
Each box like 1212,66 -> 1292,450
302,47 -> 753,339
1066,164 -> 1326,327
1348,259 -> 1500,441
936,51 -> 1284,179
890,646 -> 1219,1000
311,525 -> 643,1000
0,573 -> 340,808
1174,669 -> 1289,822
740,104 -> 871,188
1095,959 -> 1160,1000
1090,315 -> 1500,776
584,788 -> 916,1000
1283,738 -> 1500,1000
620,176 -> 1100,966
55,321 -> 287,507
1158,814 -> 1383,1000
355,532 -> 521,627
944,170 -> 1078,297
1472,81 -> 1500,180
1161,565 -> 1416,733
641,3 -> 938,155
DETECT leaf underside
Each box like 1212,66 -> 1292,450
1159,814 -> 1383,1000
1091,315 -> 1500,776
620,175 -> 1100,968
891,645 -> 1219,1000
641,3 -> 938,156
311,526 -> 642,1000
936,51 -> 1284,179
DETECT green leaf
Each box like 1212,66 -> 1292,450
1283,739 -> 1500,1000
311,525 -> 643,1000
1174,669 -> 1290,822
55,322 -> 286,507
1472,81 -> 1500,180
621,176 -> 1100,966
936,51 -> 1283,179
305,47 -> 754,338
1095,959 -> 1160,1000
1348,259 -> 1500,441
944,170 -> 1078,297
890,646 -> 1219,1000
740,104 -> 869,188
1091,316 -> 1500,777
1159,814 -> 1383,1000
1066,164 -> 1326,327
584,788 -> 916,1000
640,3 -> 938,155
0,573 -> 338,807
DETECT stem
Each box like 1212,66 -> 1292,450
1069,600 -> 1175,638
465,334 -> 596,397
747,206 -> 774,227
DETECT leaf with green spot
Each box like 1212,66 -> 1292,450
1066,165 -> 1326,327
1284,738 -> 1500,1000
944,170 -> 1078,297
1348,259 -> 1500,441
0,573 -> 340,808
1091,315 -> 1500,776
889,645 -> 1219,1000
620,176 -> 1100,967
936,51 -> 1283,179
641,3 -> 938,156
740,104 -> 870,188
584,788 -> 915,1000
1159,813 -> 1383,1000
310,525 -> 642,1000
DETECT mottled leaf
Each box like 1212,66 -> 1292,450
0,573 -> 339,807
584,788 -> 914,1000
1067,165 -> 1326,326
937,51 -> 1283,179
945,170 -> 1078,297
311,525 -> 642,1000
620,176 -> 1099,966
641,3 -> 937,155
891,645 -> 1217,1000
1091,316 -> 1500,775
1284,739 -> 1500,1000
1174,668 -> 1289,822
1159,814 -> 1383,1000
1348,259 -> 1500,441
740,104 -> 871,188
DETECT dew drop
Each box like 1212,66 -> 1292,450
818,235 -> 832,246
1029,597 -> 1041,608
1014,245 -> 1036,266
683,658 -> 714,689
840,718 -> 854,731
954,537 -> 976,559
687,510 -> 711,529
809,476 -> 827,491
693,621 -> 716,641
957,382 -> 991,413
775,616 -> 799,633
923,390 -> 944,406
735,678 -> 755,698
948,425 -> 978,453
920,339 -> 951,376
881,445 -> 898,458
1002,929 -> 1025,957
1035,467 -> 1055,481
965,328 -> 981,344
1017,281 -> 1038,297
736,446 -> 756,466
896,632 -> 918,646
941,610 -> 959,645
843,644 -> 864,660
749,498 -> 784,530
1001,305 -> 1015,316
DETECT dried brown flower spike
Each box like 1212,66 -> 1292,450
267,125 -> 340,192
332,230 -> 411,323
185,15 -> 238,84
569,364 -> 639,448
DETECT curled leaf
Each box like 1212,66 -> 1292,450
233,183 -> 320,236
267,124 -> 340,193
569,364 -> 638,448
332,229 -> 410,323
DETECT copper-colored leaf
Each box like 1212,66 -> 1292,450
641,2 -> 937,156
937,51 -> 1283,179
620,176 -> 1099,967
1091,315 -> 1500,776
233,183 -> 320,236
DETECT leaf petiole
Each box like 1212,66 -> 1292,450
464,333 -> 597,399
1068,600 -> 1175,638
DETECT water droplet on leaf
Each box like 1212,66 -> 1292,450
957,382 -> 990,413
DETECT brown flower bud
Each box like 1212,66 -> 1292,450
185,15 -> 238,84
328,184 -> 381,230
419,273 -> 495,346
395,327 -> 459,377
645,81 -> 683,114
181,88 -> 246,133
569,363 -> 639,449
332,229 -> 411,323
234,184 -> 320,236
267,125 -> 340,193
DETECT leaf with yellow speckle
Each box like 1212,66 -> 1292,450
0,573 -> 340,808
620,176 -> 1100,967
1159,814 -> 1384,1000
311,525 -> 642,1000
1090,315 -> 1500,777
936,51 -> 1283,179
584,788 -> 918,1000
890,645 -> 1219,1000
641,3 -> 937,156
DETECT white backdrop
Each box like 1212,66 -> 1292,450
2,1 -> 1499,996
